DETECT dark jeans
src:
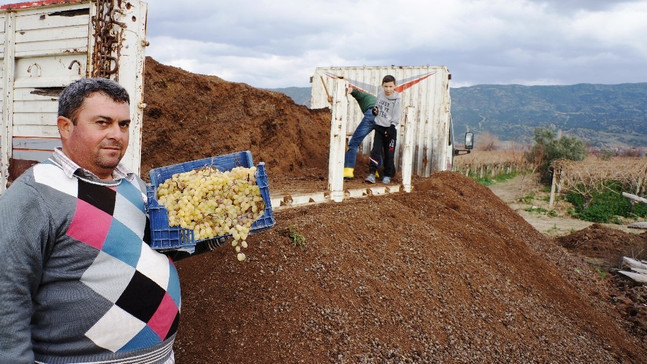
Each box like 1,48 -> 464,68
369,125 -> 396,177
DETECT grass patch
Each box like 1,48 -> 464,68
279,225 -> 306,248
566,181 -> 647,223
518,193 -> 535,204
525,206 -> 549,214
473,171 -> 521,186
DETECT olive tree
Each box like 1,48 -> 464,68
525,126 -> 587,184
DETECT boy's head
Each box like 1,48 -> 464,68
382,75 -> 397,96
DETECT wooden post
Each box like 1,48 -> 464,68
549,167 -> 558,208
636,177 -> 643,195
623,192 -> 647,204
327,80 -> 348,202
401,106 -> 415,193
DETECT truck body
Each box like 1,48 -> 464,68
0,0 -> 148,193
311,65 -> 455,177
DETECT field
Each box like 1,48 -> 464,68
453,149 -> 533,180
141,57 -> 647,363
554,156 -> 647,199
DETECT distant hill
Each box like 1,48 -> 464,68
451,83 -> 647,148
267,87 -> 311,106
273,83 -> 647,149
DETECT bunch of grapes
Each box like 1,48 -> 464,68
156,166 -> 265,261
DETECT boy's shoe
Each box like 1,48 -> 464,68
343,168 -> 354,179
382,177 -> 391,184
365,173 -> 376,184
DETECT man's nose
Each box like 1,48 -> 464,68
106,123 -> 125,138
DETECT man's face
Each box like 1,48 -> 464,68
382,81 -> 396,97
58,92 -> 130,180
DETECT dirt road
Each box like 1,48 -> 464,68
488,173 -> 640,236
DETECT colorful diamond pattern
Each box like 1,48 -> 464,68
68,179 -> 180,352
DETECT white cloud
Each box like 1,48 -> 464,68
1,0 -> 645,87
570,2 -> 647,55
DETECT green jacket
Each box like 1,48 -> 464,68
350,89 -> 377,113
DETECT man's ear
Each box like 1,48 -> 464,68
57,116 -> 72,139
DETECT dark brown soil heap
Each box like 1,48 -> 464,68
558,223 -> 647,270
141,57 -> 332,183
141,57 -> 647,363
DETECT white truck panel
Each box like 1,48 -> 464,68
13,124 -> 58,136
12,3 -> 89,57
311,65 -> 453,177
1,0 -> 148,192
12,135 -> 59,161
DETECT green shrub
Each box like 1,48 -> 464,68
566,181 -> 647,223
525,126 -> 587,184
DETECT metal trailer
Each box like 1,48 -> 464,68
0,0 -> 148,193
310,65 -> 455,179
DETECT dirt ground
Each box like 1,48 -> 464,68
140,57 -> 647,363
488,174 -> 641,237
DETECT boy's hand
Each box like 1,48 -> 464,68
386,125 -> 396,138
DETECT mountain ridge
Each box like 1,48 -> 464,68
271,83 -> 647,148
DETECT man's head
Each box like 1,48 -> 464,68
58,78 -> 130,123
57,78 -> 131,180
381,75 -> 397,97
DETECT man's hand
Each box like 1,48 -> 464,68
386,125 -> 397,139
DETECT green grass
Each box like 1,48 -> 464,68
473,171 -> 520,186
518,193 -> 535,204
279,225 -> 306,248
525,206 -> 549,214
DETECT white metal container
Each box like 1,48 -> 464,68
0,0 -> 148,192
311,65 -> 454,177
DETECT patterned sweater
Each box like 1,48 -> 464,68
0,151 -> 180,364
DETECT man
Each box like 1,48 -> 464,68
0,78 -> 179,363
343,85 -> 378,180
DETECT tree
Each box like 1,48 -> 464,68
525,126 -> 587,184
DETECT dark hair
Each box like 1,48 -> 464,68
58,78 -> 130,123
382,75 -> 397,85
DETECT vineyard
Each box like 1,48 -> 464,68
454,150 -> 647,199
552,156 -> 647,199
453,149 -> 534,179
454,150 -> 647,224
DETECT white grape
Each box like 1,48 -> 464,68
157,165 -> 264,261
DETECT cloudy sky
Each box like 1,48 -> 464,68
3,0 -> 647,88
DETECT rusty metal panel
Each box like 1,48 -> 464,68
12,3 -> 90,58
311,65 -> 453,177
0,0 -> 148,192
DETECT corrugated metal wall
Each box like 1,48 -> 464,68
310,66 -> 453,177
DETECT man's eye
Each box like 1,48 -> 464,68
120,121 -> 130,128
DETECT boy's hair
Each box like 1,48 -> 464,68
58,78 -> 130,123
382,75 -> 397,85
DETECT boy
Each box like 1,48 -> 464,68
365,75 -> 402,184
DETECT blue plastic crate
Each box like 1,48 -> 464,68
146,151 -> 275,251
